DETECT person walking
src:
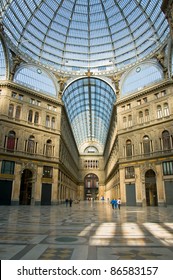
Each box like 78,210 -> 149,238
114,199 -> 118,209
69,198 -> 73,207
65,198 -> 68,207
110,198 -> 115,209
117,198 -> 121,210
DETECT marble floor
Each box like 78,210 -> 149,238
0,201 -> 173,260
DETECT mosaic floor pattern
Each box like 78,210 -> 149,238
0,201 -> 173,260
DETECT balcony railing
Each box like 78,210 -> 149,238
119,149 -> 173,163
0,147 -> 59,161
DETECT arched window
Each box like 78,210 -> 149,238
15,106 -> 21,119
121,62 -> 163,96
46,115 -> 50,127
157,105 -> 162,119
143,135 -> 150,155
145,109 -> 149,122
162,130 -> 171,151
14,66 -> 57,96
34,112 -> 39,124
28,110 -> 33,122
84,146 -> 99,153
7,131 -> 16,152
126,140 -> 132,157
45,139 -> 53,157
51,117 -> 55,129
27,135 -> 35,154
163,103 -> 169,117
128,115 -> 132,127
123,116 -> 127,128
8,104 -> 14,118
139,111 -> 143,123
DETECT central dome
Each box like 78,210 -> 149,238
2,0 -> 170,75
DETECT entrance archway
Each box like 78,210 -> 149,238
145,169 -> 158,206
84,173 -> 99,200
19,169 -> 33,205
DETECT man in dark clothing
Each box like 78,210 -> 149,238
69,198 -> 73,207
65,198 -> 68,207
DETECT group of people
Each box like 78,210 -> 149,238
110,198 -> 121,210
65,198 -> 73,207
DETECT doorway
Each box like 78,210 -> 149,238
19,169 -> 33,205
145,169 -> 158,206
0,180 -> 13,205
84,173 -> 99,200
41,183 -> 52,205
126,183 -> 136,206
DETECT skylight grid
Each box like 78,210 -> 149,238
4,19 -> 20,44
74,3 -> 87,13
6,12 -> 23,34
40,2 -> 54,17
63,78 -> 115,149
0,42 -> 6,80
15,0 -> 33,18
35,10 -> 52,26
62,0 -> 74,10
11,1 -> 28,26
66,37 -> 88,46
58,6 -> 72,18
154,14 -> 166,29
110,19 -> 127,34
28,23 -> 45,41
54,15 -> 70,28
140,0 -> 150,8
2,0 -> 170,75
69,20 -> 88,30
158,24 -> 170,38
72,12 -> 88,22
127,10 -> 142,25
90,29 -> 110,39
122,62 -> 163,96
105,4 -> 120,17
68,29 -> 88,38
45,33 -> 65,46
123,1 -> 136,16
146,0 -> 158,15
31,17 -> 48,33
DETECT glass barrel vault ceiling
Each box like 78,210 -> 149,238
1,0 -> 170,75
62,78 -> 116,151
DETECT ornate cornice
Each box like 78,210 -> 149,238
116,79 -> 173,106
0,80 -> 63,105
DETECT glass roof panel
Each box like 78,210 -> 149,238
14,66 -> 57,96
1,0 -> 169,75
63,78 -> 116,151
0,40 -> 6,80
121,62 -> 163,96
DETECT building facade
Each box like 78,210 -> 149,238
0,0 -> 173,206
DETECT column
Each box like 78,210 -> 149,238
51,168 -> 59,205
11,163 -> 21,205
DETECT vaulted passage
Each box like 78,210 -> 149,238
62,78 -> 116,153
